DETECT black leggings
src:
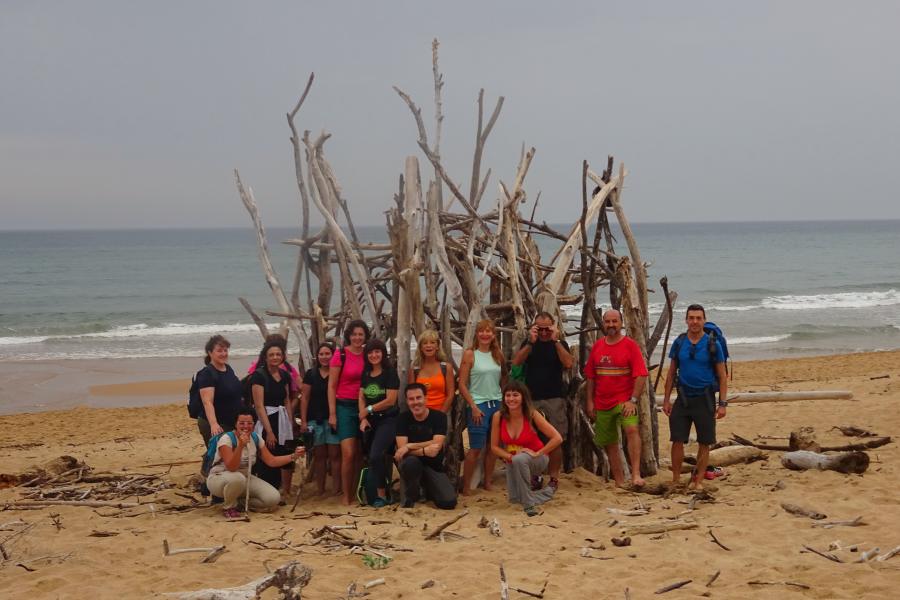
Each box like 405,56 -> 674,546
366,416 -> 397,490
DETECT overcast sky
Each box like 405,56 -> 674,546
2,1 -> 899,230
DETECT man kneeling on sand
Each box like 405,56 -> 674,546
394,384 -> 457,509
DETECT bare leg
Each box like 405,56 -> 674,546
281,468 -> 293,498
691,444 -> 710,490
313,446 -> 327,495
605,443 -> 625,487
340,438 -> 356,505
462,448 -> 481,496
624,426 -> 645,487
670,442 -> 685,485
547,446 -> 563,480
328,444 -> 342,495
482,450 -> 497,491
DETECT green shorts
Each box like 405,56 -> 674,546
593,403 -> 639,447
336,400 -> 360,441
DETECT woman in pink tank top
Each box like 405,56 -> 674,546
490,381 -> 562,516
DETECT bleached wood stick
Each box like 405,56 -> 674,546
621,520 -> 697,536
500,562 -> 510,600
606,508 -> 649,517
811,516 -> 865,529
364,578 -> 386,589
856,547 -> 880,562
166,561 -> 312,600
876,545 -> 900,562
728,391 -> 853,403
781,503 -> 827,520
8,500 -> 143,508
163,539 -> 225,558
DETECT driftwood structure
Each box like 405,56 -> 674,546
235,41 -> 674,476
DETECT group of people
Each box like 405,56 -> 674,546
191,304 -> 728,518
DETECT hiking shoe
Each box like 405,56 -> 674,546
210,495 -> 224,505
548,477 -> 559,492
530,475 -> 544,491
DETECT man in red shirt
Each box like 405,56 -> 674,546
584,310 -> 648,487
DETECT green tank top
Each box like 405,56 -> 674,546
469,349 -> 502,404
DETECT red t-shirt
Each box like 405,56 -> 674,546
584,337 -> 648,410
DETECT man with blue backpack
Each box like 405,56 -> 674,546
662,304 -> 728,491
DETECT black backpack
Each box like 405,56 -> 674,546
187,365 -> 218,419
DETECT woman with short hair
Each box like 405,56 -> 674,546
196,335 -> 244,445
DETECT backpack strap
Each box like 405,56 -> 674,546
671,334 -> 686,367
440,362 -> 447,378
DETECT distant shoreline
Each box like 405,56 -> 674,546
2,349 -> 898,417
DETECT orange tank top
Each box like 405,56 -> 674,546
414,365 -> 447,411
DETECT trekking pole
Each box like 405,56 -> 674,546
653,277 -> 675,392
242,445 -> 252,521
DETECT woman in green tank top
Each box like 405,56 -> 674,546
458,319 -> 506,495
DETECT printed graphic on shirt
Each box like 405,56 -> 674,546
594,354 -> 632,378
363,382 -> 385,400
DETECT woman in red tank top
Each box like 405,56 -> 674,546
490,381 -> 562,516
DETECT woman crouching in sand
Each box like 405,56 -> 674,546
490,381 -> 561,517
206,408 -> 305,519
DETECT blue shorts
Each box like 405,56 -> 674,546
307,419 -> 340,446
467,399 -> 501,450
336,400 -> 360,441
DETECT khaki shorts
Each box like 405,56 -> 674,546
531,397 -> 568,440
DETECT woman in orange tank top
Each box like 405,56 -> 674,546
490,381 -> 561,516
408,329 -> 456,413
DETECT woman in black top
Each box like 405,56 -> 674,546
358,339 -> 400,507
250,339 -> 295,499
197,335 -> 244,446
300,343 -> 342,496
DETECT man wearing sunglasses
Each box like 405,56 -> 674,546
662,304 -> 728,490
511,311 -> 574,491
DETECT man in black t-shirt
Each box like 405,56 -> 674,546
394,383 -> 457,509
510,311 -> 574,490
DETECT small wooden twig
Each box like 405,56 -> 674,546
855,547 -> 880,563
655,580 -> 691,594
705,570 -> 721,587
622,520 -> 697,536
424,509 -> 469,539
802,545 -> 844,563
500,562 -> 510,600
708,528 -> 731,551
364,577 -> 386,589
748,580 -> 811,590
876,545 -> 900,562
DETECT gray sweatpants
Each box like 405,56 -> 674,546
506,453 -> 555,507
206,470 -> 281,511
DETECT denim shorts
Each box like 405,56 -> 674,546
466,399 -> 501,450
307,419 -> 341,446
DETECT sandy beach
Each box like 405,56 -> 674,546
1,351 -> 899,599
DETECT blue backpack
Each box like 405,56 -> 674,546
671,321 -> 730,378
201,431 -> 260,476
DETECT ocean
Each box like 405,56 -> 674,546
1,220 -> 898,362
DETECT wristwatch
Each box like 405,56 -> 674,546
629,397 -> 639,404
366,405 -> 374,415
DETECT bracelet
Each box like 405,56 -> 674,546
718,401 -> 728,407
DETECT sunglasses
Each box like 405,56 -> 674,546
689,343 -> 698,360
537,327 -> 552,333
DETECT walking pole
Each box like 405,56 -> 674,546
241,440 -> 252,522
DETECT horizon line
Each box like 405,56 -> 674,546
3,217 -> 899,233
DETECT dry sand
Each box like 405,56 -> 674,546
1,351 -> 899,599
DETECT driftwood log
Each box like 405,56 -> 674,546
166,561 -> 312,600
781,450 -> 870,474
706,445 -> 765,467
727,391 -> 853,403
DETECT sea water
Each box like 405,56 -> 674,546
1,220 -> 898,361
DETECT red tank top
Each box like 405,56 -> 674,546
500,416 -> 544,454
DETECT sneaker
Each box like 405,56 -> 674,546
401,498 -> 415,509
372,496 -> 388,508
530,475 -> 544,491
548,477 -> 559,492
524,505 -> 540,517
210,495 -> 224,505
223,508 -> 242,520
705,467 -> 725,480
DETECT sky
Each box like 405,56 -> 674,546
2,1 -> 899,230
